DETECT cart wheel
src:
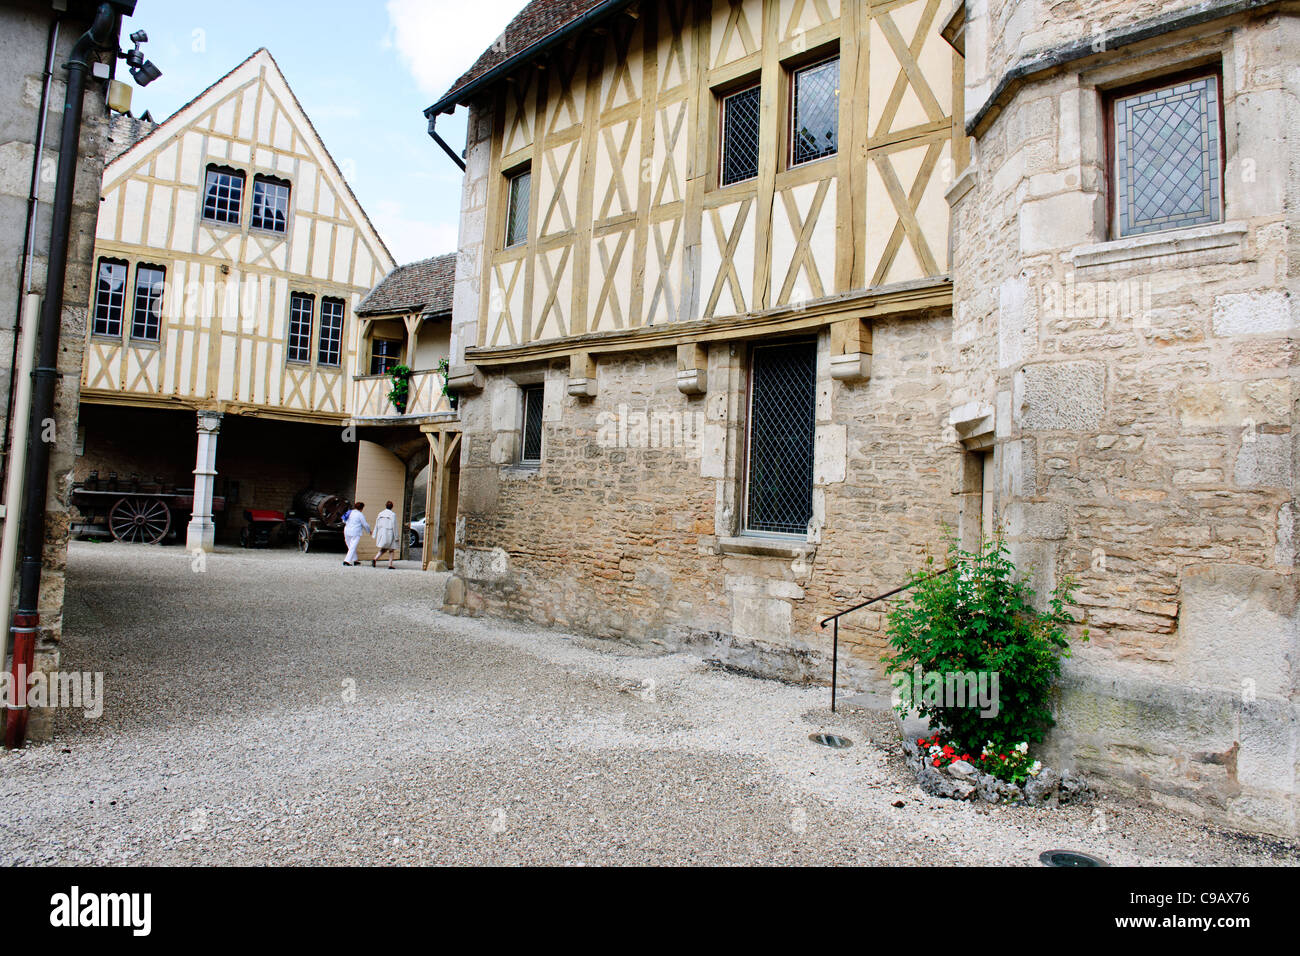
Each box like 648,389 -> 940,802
108,495 -> 171,544
298,524 -> 311,553
408,529 -> 419,550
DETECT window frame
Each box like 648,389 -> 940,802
317,296 -> 345,368
519,384 -> 544,465
788,54 -> 840,169
201,164 -> 246,227
504,166 -> 532,249
249,173 -> 292,234
287,292 -> 315,365
129,262 -> 166,343
369,336 -> 402,376
718,80 -> 762,188
91,257 -> 128,338
741,338 -> 818,538
1104,65 -> 1226,240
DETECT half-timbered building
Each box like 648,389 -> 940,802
430,0 -> 1300,835
74,49 -> 448,554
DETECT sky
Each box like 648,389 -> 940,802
119,0 -> 527,266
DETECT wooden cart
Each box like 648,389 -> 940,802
71,473 -> 225,544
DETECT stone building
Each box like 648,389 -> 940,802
74,49 -> 454,558
430,0 -> 1297,835
1,0 -> 143,742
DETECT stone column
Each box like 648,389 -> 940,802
185,410 -> 223,553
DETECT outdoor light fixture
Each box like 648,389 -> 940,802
123,29 -> 162,86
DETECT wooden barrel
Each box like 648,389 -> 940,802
294,490 -> 346,523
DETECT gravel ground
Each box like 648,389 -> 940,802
0,540 -> 1295,866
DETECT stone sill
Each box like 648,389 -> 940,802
1071,221 -> 1247,270
717,535 -> 815,559
500,464 -> 540,480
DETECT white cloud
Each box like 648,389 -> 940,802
386,0 -> 526,100
372,199 -> 460,264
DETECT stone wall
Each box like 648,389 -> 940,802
451,309 -> 957,686
0,1 -> 116,740
950,4 -> 1299,833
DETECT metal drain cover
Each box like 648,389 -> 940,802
809,733 -> 852,749
1039,849 -> 1106,867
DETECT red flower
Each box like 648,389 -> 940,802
932,758 -> 941,767
917,739 -> 926,746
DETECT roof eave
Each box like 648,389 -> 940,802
424,0 -> 635,116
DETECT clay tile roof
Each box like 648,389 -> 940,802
356,254 -> 457,318
430,0 -> 631,113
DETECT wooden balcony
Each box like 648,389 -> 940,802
350,368 -> 456,422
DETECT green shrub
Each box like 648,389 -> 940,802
882,534 -> 1085,756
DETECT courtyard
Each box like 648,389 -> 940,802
0,542 -> 1293,866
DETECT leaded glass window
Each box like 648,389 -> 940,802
202,165 -> 244,225
250,175 -> 290,233
721,84 -> 761,186
92,259 -> 127,337
131,264 -> 165,342
1113,74 -> 1222,237
288,293 -> 313,363
505,168 -> 531,247
318,297 -> 344,367
791,57 -> 839,166
745,342 -> 816,536
521,385 -> 543,463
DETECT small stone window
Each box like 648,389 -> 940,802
287,293 -> 314,363
130,263 -> 165,342
744,341 -> 816,536
1110,72 -> 1222,238
720,82 -> 761,186
520,384 -> 544,464
505,167 -> 531,248
202,164 -> 245,225
790,56 -> 839,167
92,258 -> 127,337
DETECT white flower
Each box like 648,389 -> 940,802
1016,742 -> 1029,754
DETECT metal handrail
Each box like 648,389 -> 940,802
818,564 -> 955,712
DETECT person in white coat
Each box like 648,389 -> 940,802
372,500 -> 398,569
342,501 -> 370,566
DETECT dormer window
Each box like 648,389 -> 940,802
203,164 -> 245,225
251,174 -> 291,233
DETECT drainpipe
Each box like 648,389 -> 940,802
425,111 -> 466,172
6,3 -> 119,749
0,296 -> 41,675
1,17 -> 60,494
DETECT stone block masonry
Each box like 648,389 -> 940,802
452,312 -> 958,689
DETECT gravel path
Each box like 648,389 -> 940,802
0,541 -> 1294,865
